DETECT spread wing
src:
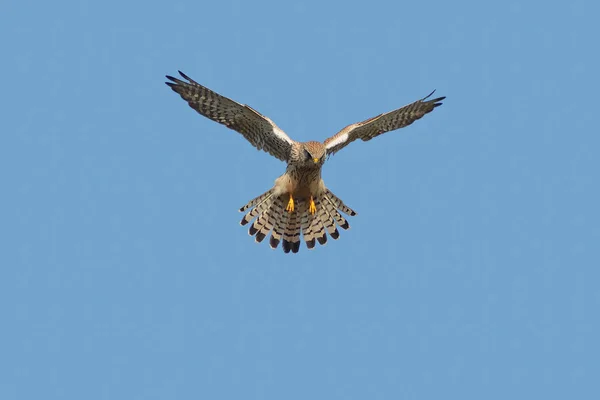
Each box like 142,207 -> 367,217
323,91 -> 445,156
165,71 -> 295,162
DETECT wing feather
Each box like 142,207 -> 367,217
166,71 -> 294,161
323,91 -> 445,155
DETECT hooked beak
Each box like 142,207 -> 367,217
313,158 -> 320,164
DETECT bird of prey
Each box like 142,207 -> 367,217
165,71 -> 445,253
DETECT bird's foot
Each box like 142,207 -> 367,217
286,194 -> 295,213
309,196 -> 317,215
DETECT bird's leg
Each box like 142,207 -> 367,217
309,196 -> 317,215
286,193 -> 295,213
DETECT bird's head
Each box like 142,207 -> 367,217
302,141 -> 326,166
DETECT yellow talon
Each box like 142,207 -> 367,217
286,194 -> 295,213
309,196 -> 317,215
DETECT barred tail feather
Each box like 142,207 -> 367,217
301,201 -> 319,249
318,200 -> 339,240
322,195 -> 351,230
239,189 -> 274,212
311,198 -> 328,247
251,201 -> 277,243
240,190 -> 274,226
282,200 -> 303,253
325,189 -> 357,216
269,197 -> 288,250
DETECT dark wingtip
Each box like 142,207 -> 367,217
331,229 -> 340,240
306,238 -> 316,249
432,96 -> 446,105
422,89 -> 437,100
422,90 -> 446,106
178,70 -> 191,81
282,240 -> 291,253
317,235 -> 327,245
240,217 -> 249,226
339,221 -> 350,230
165,75 -> 185,88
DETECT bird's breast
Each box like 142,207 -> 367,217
278,166 -> 323,200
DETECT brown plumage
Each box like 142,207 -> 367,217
166,71 -> 445,253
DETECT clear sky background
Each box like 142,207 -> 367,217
1,0 -> 599,399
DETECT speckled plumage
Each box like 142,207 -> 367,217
166,71 -> 445,253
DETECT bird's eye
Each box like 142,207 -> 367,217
304,150 -> 311,161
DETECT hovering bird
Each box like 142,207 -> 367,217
166,71 -> 445,253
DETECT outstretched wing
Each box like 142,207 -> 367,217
166,71 -> 295,162
323,91 -> 445,156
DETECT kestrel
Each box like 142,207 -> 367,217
166,71 -> 445,253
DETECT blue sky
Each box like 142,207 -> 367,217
1,0 -> 599,398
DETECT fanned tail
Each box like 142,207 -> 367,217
239,189 -> 357,253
